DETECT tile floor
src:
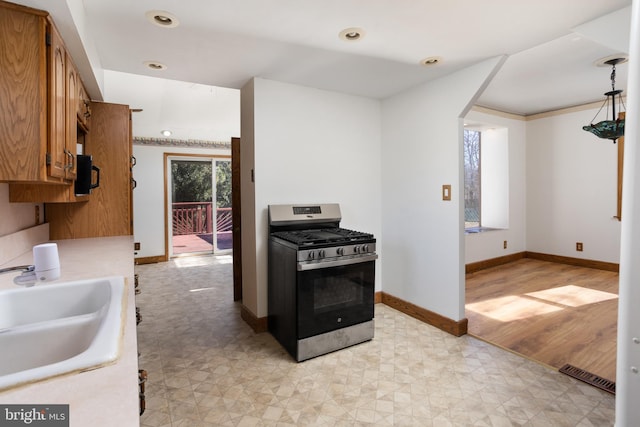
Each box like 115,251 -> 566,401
135,255 -> 615,426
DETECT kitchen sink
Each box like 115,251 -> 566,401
0,276 -> 126,390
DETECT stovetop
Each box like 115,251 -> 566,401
271,228 -> 375,247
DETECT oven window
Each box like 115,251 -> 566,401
313,275 -> 363,314
297,261 -> 374,339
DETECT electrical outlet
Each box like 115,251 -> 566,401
134,242 -> 141,250
576,242 -> 583,252
503,240 -> 507,249
35,205 -> 40,224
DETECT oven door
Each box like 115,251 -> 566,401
297,257 -> 375,339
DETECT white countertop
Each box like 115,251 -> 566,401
0,236 -> 139,427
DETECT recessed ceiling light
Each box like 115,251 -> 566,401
145,10 -> 180,28
339,27 -> 365,41
161,130 -> 172,137
420,56 -> 442,66
144,61 -> 167,70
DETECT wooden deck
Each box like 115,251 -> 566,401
172,232 -> 232,255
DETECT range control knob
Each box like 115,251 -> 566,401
336,247 -> 344,256
308,251 -> 315,260
318,250 -> 325,259
354,245 -> 361,254
362,244 -> 369,253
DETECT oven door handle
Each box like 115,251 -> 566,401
297,254 -> 378,271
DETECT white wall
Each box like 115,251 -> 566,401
104,71 -> 241,142
381,57 -> 506,322
465,104 -> 623,266
616,0 -> 640,421
481,127 -> 510,229
241,78 -> 382,318
464,110 -> 527,263
132,144 -> 231,258
526,107 -> 621,263
0,184 -> 42,237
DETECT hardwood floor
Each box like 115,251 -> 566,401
465,258 -> 618,382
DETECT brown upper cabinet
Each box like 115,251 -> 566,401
0,0 -> 85,184
47,102 -> 134,238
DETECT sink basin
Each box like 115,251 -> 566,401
0,276 -> 126,390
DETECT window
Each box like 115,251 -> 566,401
464,126 -> 509,232
464,129 -> 481,229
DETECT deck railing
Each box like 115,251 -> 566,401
172,202 -> 232,236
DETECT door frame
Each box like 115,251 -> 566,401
231,137 -> 242,301
163,152 -> 231,259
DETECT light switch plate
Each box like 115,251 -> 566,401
442,185 -> 451,201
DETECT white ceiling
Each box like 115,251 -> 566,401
9,0 -> 633,140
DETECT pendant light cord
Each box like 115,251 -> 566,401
588,63 -> 625,124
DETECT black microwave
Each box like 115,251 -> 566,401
74,154 -> 100,195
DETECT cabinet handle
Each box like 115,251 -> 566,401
138,369 -> 147,416
131,178 -> 137,190
139,392 -> 145,416
131,156 -> 137,167
63,149 -> 74,170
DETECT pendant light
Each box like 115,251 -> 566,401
582,57 -> 627,143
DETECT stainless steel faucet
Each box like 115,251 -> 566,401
0,265 -> 37,286
0,265 -> 33,274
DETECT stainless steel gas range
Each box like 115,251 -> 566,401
267,203 -> 377,362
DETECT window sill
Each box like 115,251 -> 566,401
465,227 -> 502,234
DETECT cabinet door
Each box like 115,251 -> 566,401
48,24 -> 67,180
0,4 -> 47,182
65,52 -> 78,180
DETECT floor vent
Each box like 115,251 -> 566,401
559,364 -> 615,394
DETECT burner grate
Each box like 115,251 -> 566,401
559,364 -> 615,394
272,228 -> 373,246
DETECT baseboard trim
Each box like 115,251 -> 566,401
240,304 -> 268,333
135,255 -> 167,265
245,292 -> 462,336
466,252 -> 526,274
466,251 -> 619,273
525,252 -> 619,272
374,291 -> 382,304
381,292 -> 468,337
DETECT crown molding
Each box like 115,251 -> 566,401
133,137 -> 231,149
